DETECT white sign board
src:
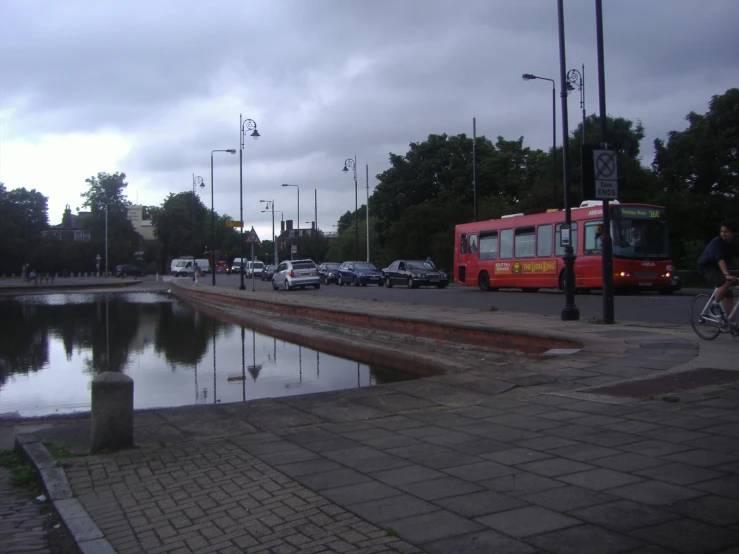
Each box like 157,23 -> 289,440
291,245 -> 297,254
595,180 -> 618,199
593,149 -> 618,200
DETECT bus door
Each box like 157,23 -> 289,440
579,220 -> 603,289
456,232 -> 478,285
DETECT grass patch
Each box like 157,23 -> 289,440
42,442 -> 76,460
662,395 -> 680,403
386,527 -> 398,537
0,449 -> 42,492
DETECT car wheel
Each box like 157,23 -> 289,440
338,276 -> 344,286
284,279 -> 291,291
272,279 -> 278,290
315,283 -> 320,290
354,276 -> 360,286
385,276 -> 393,288
407,276 -> 413,288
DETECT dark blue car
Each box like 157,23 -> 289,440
337,261 -> 384,286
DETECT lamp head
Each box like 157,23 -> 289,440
226,149 -> 236,154
250,129 -> 260,140
522,73 -> 536,80
342,165 -> 349,172
199,182 -> 205,189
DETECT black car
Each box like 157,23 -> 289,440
115,264 -> 146,278
261,265 -> 277,281
382,260 -> 449,289
337,261 -> 384,286
318,262 -> 341,284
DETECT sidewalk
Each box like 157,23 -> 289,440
9,281 -> 739,553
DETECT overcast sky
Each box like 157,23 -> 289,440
1,0 -> 737,243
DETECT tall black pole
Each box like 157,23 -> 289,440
354,155 -> 358,261
558,0 -> 579,321
552,83 -> 557,207
596,0 -> 614,323
192,174 -> 196,259
210,152 -> 215,287
473,117 -> 477,222
239,115 -> 246,290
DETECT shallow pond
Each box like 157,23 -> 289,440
0,292 -> 417,417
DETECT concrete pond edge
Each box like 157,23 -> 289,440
14,433 -> 116,554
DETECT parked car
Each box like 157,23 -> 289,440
271,260 -> 321,291
228,258 -> 246,275
245,261 -> 265,278
261,265 -> 277,281
318,262 -> 341,284
115,264 -> 146,278
382,260 -> 449,289
215,261 -> 229,273
337,261 -> 384,287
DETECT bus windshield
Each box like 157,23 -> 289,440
612,217 -> 669,259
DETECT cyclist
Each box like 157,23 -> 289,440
698,221 -> 738,318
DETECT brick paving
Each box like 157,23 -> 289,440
63,440 -> 421,554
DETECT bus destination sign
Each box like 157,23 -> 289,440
617,207 -> 665,220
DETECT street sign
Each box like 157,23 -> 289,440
291,245 -> 297,254
245,228 -> 261,244
226,220 -> 243,228
593,149 -> 618,200
595,180 -> 618,199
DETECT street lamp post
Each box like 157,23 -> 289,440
281,184 -> 299,258
522,74 -> 557,206
192,174 -> 204,279
365,165 -> 370,262
239,116 -> 260,290
342,156 -> 358,260
260,200 -> 276,264
104,203 -> 108,278
567,65 -> 586,145
210,148 -> 237,286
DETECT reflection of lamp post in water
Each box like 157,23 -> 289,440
241,327 -> 246,401
105,295 -> 110,370
212,319 -> 217,404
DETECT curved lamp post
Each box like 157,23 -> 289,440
566,65 -> 586,144
259,200 -> 276,264
192,174 -> 204,278
239,116 -> 260,290
522,73 -> 557,206
342,156 -> 358,261
281,184 -> 299,258
210,148 -> 237,286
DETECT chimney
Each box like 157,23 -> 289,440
311,221 -> 315,230
286,220 -> 293,231
281,220 -> 285,234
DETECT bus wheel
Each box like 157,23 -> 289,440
478,272 -> 491,291
559,272 -> 566,291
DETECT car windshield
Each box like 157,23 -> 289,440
253,262 -> 264,269
354,262 -> 377,270
325,263 -> 340,270
292,262 -> 315,270
406,261 -> 430,270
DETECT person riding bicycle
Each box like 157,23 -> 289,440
698,220 -> 738,318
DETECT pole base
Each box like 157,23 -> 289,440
560,306 -> 580,321
238,284 -> 246,290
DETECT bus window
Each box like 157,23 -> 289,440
479,232 -> 498,260
514,227 -> 535,258
469,234 -> 478,254
460,233 -> 467,254
584,221 -> 604,255
555,223 -> 578,256
500,229 -> 513,259
537,224 -> 553,257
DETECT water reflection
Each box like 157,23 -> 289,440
0,293 -> 417,417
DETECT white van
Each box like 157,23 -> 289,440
230,258 -> 246,274
246,261 -> 265,278
170,258 -> 194,276
195,259 -> 210,275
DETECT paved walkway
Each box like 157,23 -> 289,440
5,281 -> 739,553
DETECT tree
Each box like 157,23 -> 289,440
79,172 -> 140,270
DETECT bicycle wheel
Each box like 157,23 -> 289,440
689,294 -> 721,340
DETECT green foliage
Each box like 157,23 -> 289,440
0,449 -> 41,491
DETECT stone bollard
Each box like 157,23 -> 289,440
91,372 -> 134,453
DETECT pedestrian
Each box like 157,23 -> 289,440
425,256 -> 436,269
193,261 -> 199,286
29,269 -> 37,284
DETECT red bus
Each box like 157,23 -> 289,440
454,201 -> 674,294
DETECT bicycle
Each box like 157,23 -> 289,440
689,282 -> 739,340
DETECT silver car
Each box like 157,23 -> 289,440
272,259 -> 321,290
